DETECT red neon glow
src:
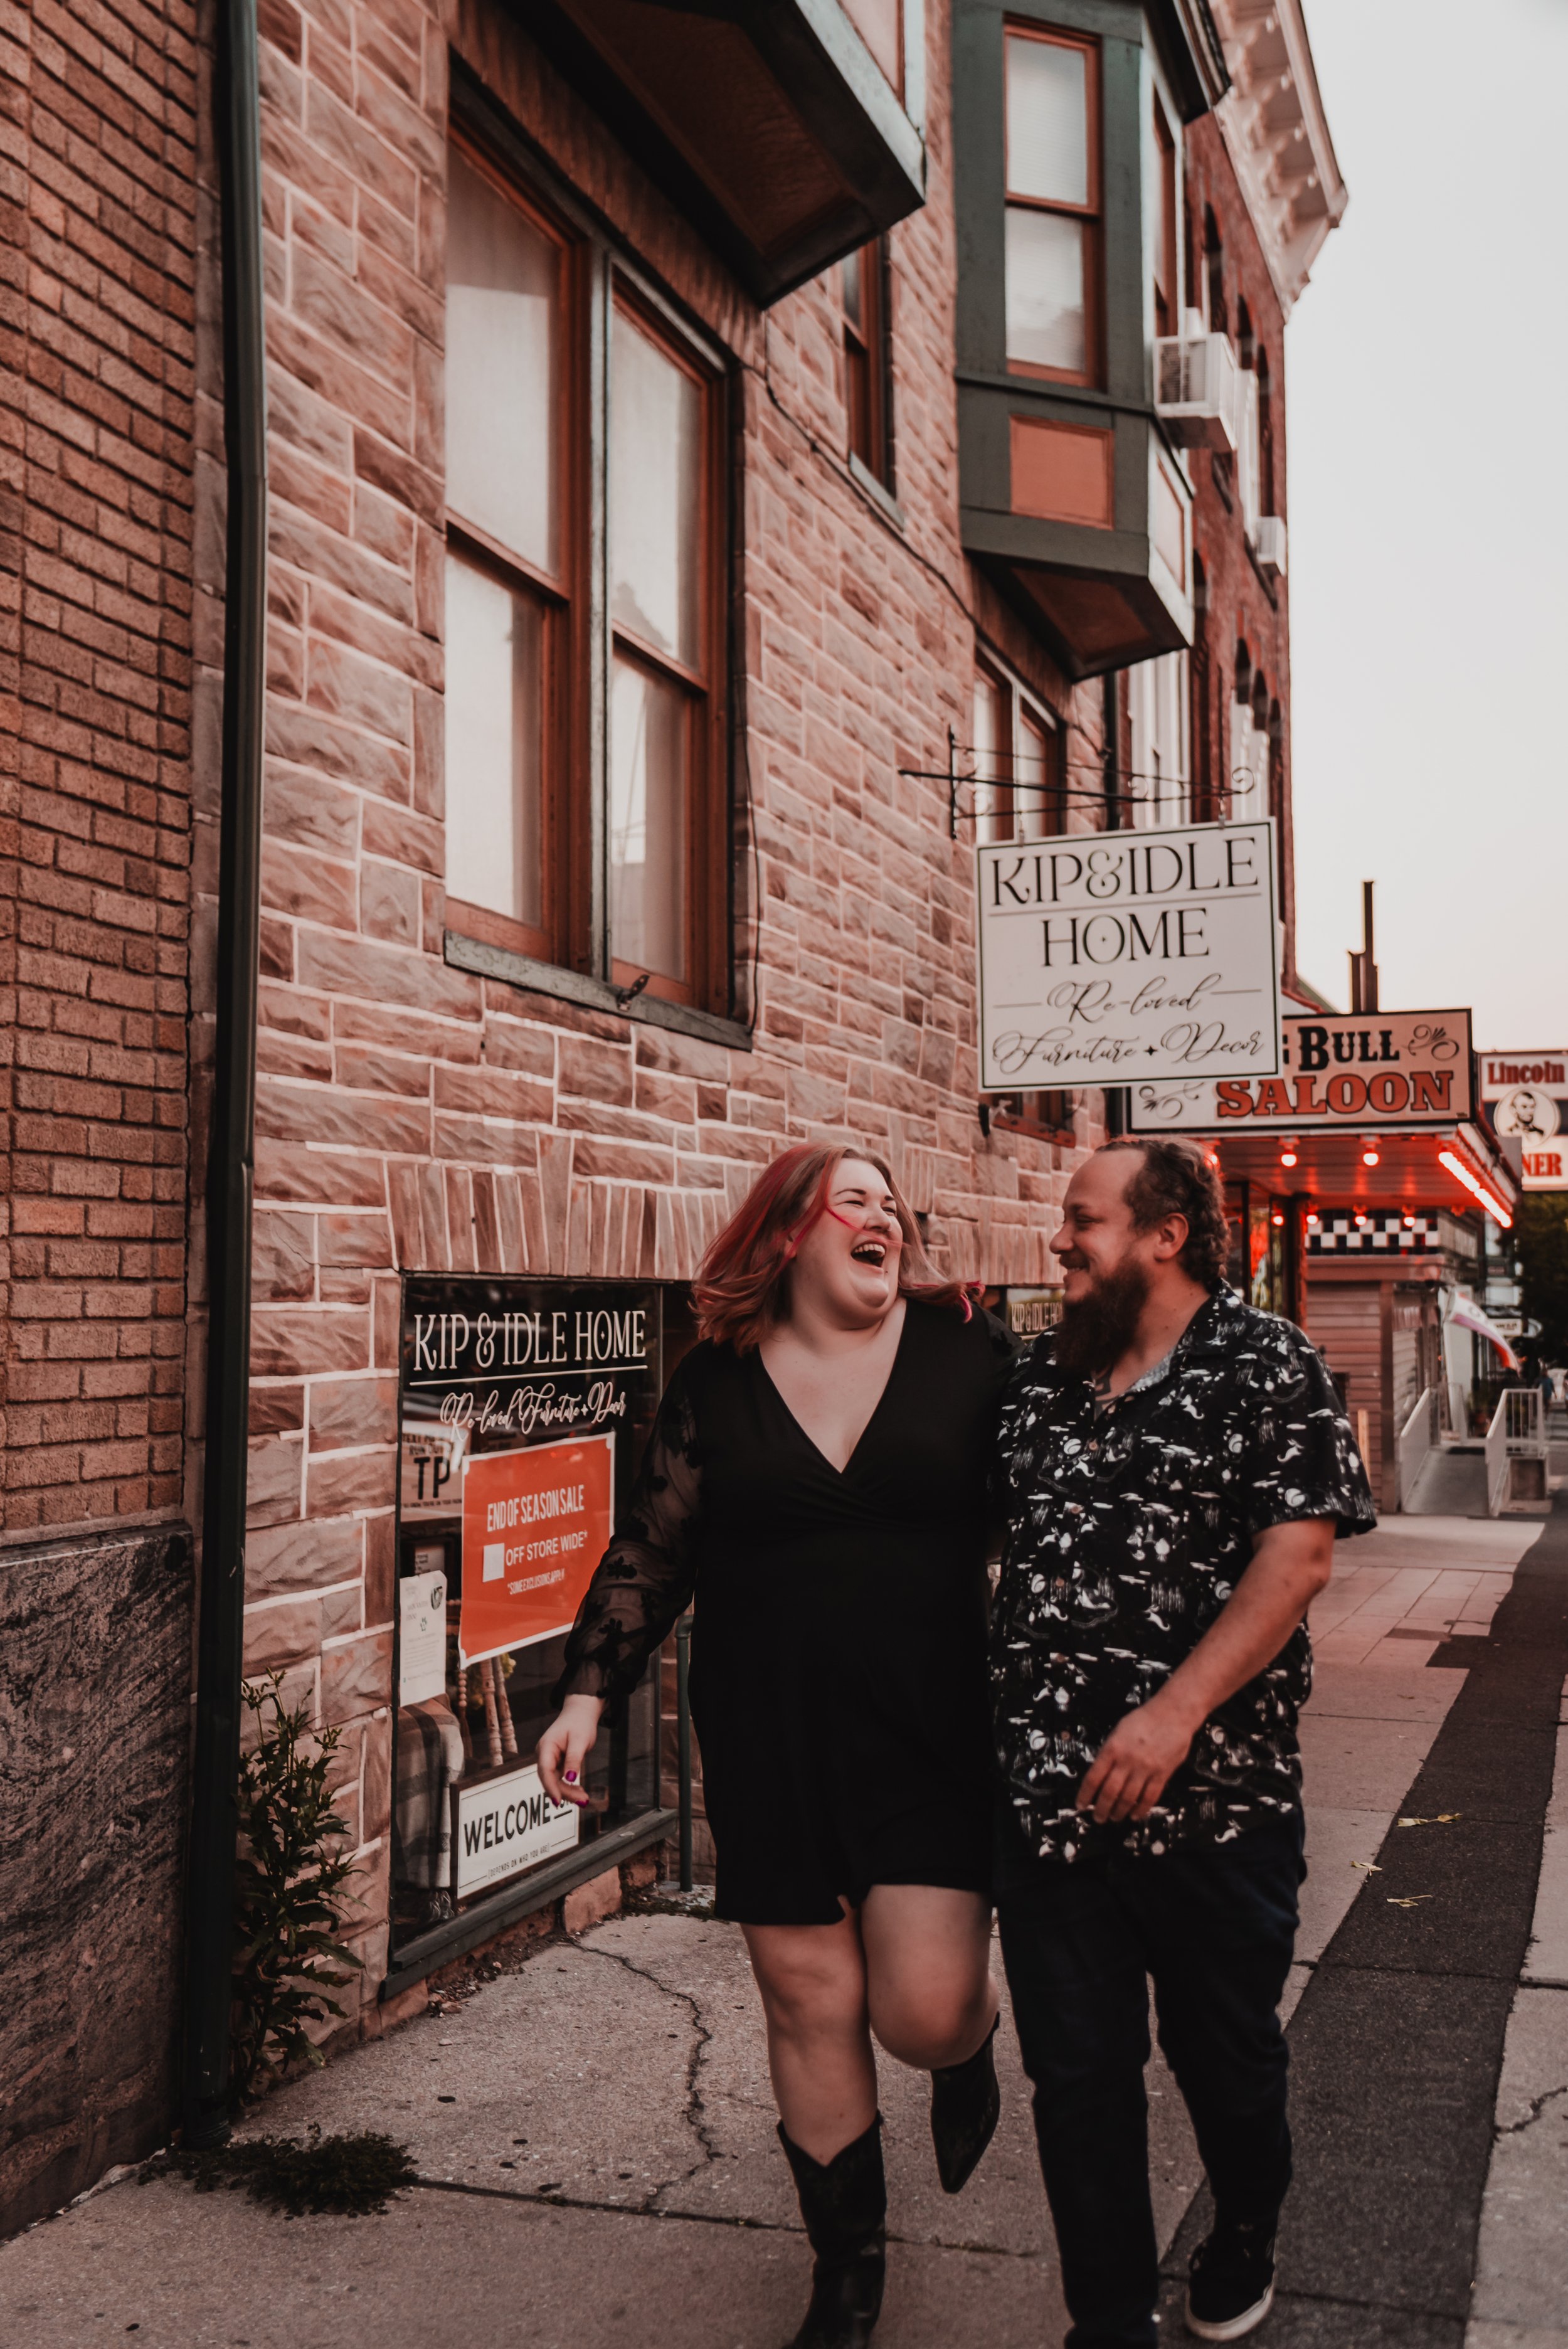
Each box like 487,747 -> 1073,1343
1438,1148 -> 1512,1229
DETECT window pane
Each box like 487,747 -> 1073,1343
610,655 -> 687,981
611,309 -> 703,671
446,149 -> 559,577
443,552 -> 543,931
1018,711 -> 1056,837
972,669 -> 1010,843
1005,208 -> 1086,374
840,245 -> 865,334
1006,35 -> 1088,208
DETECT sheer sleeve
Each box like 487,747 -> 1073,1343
554,1358 -> 704,1704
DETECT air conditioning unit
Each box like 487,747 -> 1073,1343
1154,332 -> 1238,452
1253,516 -> 1287,576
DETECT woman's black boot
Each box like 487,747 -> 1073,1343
777,2115 -> 886,2348
930,2013 -> 1000,2194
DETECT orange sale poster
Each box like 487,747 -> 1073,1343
458,1434 -> 615,1667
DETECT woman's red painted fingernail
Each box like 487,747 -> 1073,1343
564,1771 -> 578,1783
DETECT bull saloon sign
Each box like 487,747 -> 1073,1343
1129,1009 -> 1474,1133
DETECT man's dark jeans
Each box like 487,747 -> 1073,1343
995,1803 -> 1305,2349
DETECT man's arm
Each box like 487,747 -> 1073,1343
1078,1517 -> 1337,1825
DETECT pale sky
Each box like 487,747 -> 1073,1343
1286,0 -> 1568,1049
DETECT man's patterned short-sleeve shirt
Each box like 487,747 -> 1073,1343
992,1287 -> 1376,1861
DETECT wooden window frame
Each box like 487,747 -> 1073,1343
1152,92 -> 1177,341
608,280 -> 728,1011
443,134 -> 583,972
1002,22 -> 1103,390
842,237 -> 893,489
441,119 -> 733,1019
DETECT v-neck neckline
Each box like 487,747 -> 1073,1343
756,1303 -> 912,1480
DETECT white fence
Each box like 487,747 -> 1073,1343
1486,1387 -> 1548,1517
1397,1387 -> 1440,1514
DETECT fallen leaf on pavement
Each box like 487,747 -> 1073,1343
1396,1813 -> 1462,1827
1387,1895 -> 1433,1909
1352,1861 -> 1382,1874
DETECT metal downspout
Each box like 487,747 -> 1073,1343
182,0 -> 267,2147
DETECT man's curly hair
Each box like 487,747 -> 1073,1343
1098,1136 -> 1231,1291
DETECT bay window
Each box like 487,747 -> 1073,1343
1004,24 -> 1100,384
443,130 -> 730,1022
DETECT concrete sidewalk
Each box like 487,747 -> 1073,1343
1,1512 -> 1558,2349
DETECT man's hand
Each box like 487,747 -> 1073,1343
1076,1517 -> 1338,1825
1077,1689 -> 1199,1823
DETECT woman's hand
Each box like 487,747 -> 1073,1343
538,1694 -> 605,1806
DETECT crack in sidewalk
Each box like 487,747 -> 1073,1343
577,1939 -> 721,2201
1495,2079 -> 1568,2137
408,2173 -> 1051,2261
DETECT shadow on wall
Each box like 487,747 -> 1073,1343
0,1526 -> 193,2235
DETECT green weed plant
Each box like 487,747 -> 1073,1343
231,1675 -> 364,2102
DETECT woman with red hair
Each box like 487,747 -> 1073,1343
539,1142 -> 1015,2349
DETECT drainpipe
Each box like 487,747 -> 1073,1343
182,0 -> 267,2148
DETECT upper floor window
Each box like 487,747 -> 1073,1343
1127,650 -> 1190,829
443,136 -> 728,1012
973,656 -> 1064,842
1203,204 -> 1226,334
1152,93 -> 1177,339
1004,24 -> 1101,384
840,240 -> 892,487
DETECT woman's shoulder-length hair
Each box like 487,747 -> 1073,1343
692,1142 -> 975,1354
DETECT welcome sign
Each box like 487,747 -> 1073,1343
976,821 -> 1281,1090
452,1761 -> 578,1897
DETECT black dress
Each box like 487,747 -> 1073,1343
558,1298 -> 1017,1924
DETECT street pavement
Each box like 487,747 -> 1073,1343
3,1509 -> 1564,2349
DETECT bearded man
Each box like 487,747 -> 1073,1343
992,1137 -> 1374,2348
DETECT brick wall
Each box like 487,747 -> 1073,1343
0,0 -> 196,2233
231,0 -> 1106,2011
1184,113 -> 1297,984
0,0 -> 196,1532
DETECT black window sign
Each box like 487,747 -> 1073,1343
392,1276 -> 669,1949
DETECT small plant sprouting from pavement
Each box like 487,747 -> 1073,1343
231,1674 -> 364,2102
148,2126 -> 416,2217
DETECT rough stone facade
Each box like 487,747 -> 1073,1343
0,1526 -> 192,2233
0,0 -> 196,2235
231,0 -> 1113,1996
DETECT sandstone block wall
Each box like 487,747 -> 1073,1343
226,0 -> 1105,2008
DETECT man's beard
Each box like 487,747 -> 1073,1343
1053,1256 -> 1153,1381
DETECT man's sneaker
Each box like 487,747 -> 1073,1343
1184,2217 -> 1277,2341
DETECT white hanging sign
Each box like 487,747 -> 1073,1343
975,821 -> 1281,1091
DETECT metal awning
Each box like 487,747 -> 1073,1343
1207,1123 -> 1518,1226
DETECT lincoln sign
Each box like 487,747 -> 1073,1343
1480,1050 -> 1568,1191
1128,1009 -> 1475,1132
975,820 -> 1281,1091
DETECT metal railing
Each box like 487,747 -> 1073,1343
1397,1387 -> 1440,1514
1486,1387 -> 1547,1517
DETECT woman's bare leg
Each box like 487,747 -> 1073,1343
743,1914 -> 878,2161
859,1886 -> 999,2071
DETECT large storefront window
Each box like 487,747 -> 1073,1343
392,1277 -> 684,1952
